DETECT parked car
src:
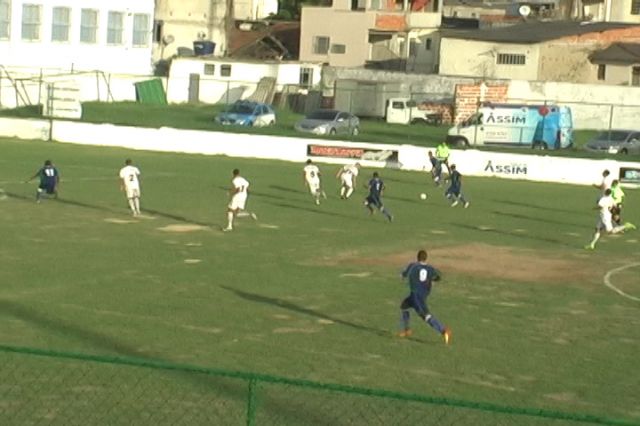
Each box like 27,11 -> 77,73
584,130 -> 640,155
215,101 -> 276,127
294,110 -> 360,136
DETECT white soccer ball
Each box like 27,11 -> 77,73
420,193 -> 427,200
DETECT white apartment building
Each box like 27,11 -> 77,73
0,0 -> 154,75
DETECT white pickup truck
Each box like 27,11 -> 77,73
386,98 -> 443,125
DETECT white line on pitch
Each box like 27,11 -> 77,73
603,262 -> 640,302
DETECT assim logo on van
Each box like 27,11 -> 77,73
484,160 -> 528,175
484,112 -> 526,125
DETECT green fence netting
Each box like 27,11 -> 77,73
0,345 -> 637,426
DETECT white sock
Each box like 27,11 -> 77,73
611,225 -> 626,234
128,199 -> 136,213
346,187 -> 354,198
589,232 -> 601,246
134,198 -> 140,213
237,211 -> 250,218
226,211 -> 234,228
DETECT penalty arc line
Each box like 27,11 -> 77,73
603,262 -> 640,302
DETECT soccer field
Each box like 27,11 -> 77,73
1,137 -> 639,424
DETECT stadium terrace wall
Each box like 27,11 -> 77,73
2,118 -> 639,188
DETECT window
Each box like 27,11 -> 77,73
425,38 -> 432,50
370,0 -> 383,10
107,11 -> 124,45
632,0 -> 640,15
299,67 -> 313,86
51,7 -> 70,42
21,3 -> 41,41
0,0 -> 10,40
80,9 -> 98,43
597,64 -> 606,81
153,20 -> 163,43
351,0 -> 366,10
313,36 -> 330,54
132,13 -> 149,47
632,67 -> 640,86
331,44 -> 346,54
497,53 -> 526,65
409,41 -> 418,57
204,64 -> 215,75
220,64 -> 231,77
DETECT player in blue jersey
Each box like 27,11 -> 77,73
444,164 -> 469,208
398,249 -> 451,344
427,150 -> 442,186
26,160 -> 60,203
364,172 -> 393,222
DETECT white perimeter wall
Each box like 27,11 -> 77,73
1,117 -> 638,188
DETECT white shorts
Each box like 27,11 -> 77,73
341,176 -> 354,188
307,179 -> 320,194
229,193 -> 248,211
125,187 -> 140,199
597,216 -> 613,233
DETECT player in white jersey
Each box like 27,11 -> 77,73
119,159 -> 141,216
593,169 -> 614,195
224,168 -> 257,232
585,188 -> 635,250
303,159 -> 326,205
336,162 -> 360,199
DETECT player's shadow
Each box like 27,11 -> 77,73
453,223 -> 570,246
220,286 -> 391,339
260,199 -> 361,220
269,185 -> 306,195
491,210 -> 583,228
490,199 -> 579,215
8,191 -> 213,227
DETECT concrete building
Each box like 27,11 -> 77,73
299,0 -> 443,73
589,42 -> 640,86
582,0 -> 640,23
0,0 -> 154,74
439,21 -> 640,84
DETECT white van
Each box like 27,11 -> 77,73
386,98 -> 443,125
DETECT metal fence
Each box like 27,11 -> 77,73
1,345 -> 637,426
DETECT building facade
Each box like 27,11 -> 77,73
439,22 -> 640,84
299,0 -> 443,73
0,0 -> 154,74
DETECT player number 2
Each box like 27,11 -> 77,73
419,269 -> 428,282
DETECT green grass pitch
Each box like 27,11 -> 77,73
0,137 -> 639,422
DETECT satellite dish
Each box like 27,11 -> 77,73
519,5 -> 531,18
197,31 -> 207,40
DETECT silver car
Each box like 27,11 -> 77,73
294,110 -> 360,136
584,130 -> 640,155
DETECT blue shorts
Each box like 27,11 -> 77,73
365,195 -> 383,209
39,183 -> 56,194
400,292 -> 430,318
445,186 -> 461,197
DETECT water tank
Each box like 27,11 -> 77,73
193,41 -> 215,56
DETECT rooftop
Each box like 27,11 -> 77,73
589,42 -> 640,65
442,21 -> 640,43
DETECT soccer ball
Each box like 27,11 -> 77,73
420,193 -> 427,200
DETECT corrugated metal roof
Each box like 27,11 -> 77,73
589,42 -> 640,64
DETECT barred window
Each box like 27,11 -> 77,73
204,64 -> 215,75
132,13 -> 149,47
632,67 -> 640,86
0,0 -> 10,40
51,7 -> 70,42
21,3 -> 41,41
299,67 -> 313,86
597,64 -> 606,81
631,0 -> 640,15
80,9 -> 98,43
331,44 -> 346,54
107,11 -> 124,45
220,64 -> 231,77
313,36 -> 330,54
497,53 -> 526,65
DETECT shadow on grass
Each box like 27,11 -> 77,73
269,184 -> 306,195
260,199 -> 361,220
490,198 -> 581,215
453,222 -> 571,246
6,191 -> 212,227
491,210 -> 583,228
220,286 -> 396,339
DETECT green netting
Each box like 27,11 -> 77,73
134,79 -> 167,105
0,345 -> 637,426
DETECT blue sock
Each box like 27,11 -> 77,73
382,208 -> 392,220
426,315 -> 444,334
401,310 -> 410,330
